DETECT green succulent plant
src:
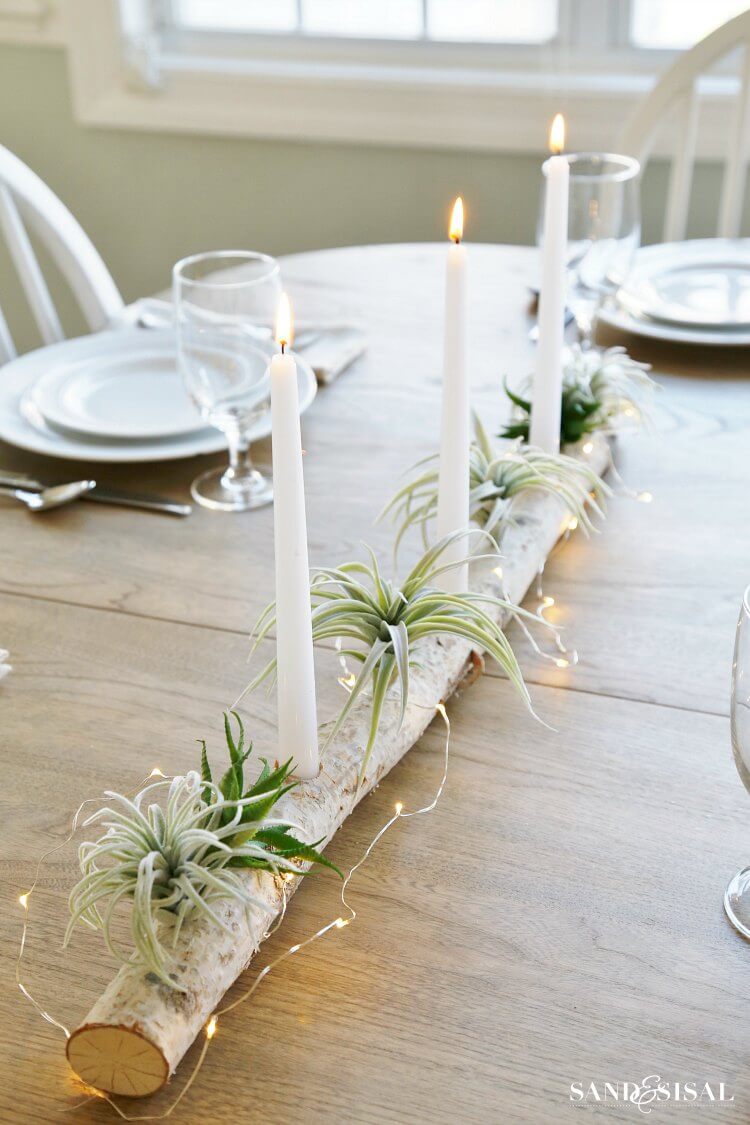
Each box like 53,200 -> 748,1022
242,533 -> 541,784
501,345 -> 656,444
381,414 -> 609,555
65,713 -> 338,990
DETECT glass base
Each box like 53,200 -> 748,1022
724,866 -> 750,939
190,466 -> 273,512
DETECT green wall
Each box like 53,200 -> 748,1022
0,43 -> 736,354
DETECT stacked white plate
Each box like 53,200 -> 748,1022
600,239 -> 750,346
0,328 -> 317,462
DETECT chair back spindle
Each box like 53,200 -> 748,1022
0,144 -> 123,359
619,11 -> 750,242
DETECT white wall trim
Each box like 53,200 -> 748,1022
20,0 -> 750,160
0,0 -> 65,45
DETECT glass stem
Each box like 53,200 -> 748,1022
222,430 -> 257,491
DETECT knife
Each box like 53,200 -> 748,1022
0,471 -> 192,517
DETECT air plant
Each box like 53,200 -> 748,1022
65,713 -> 338,990
242,533 -> 544,783
501,345 -> 656,444
380,414 -> 609,554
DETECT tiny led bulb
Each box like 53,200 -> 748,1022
394,802 -> 404,815
555,658 -> 569,669
568,518 -> 578,532
18,893 -> 29,909
335,917 -> 348,929
638,491 -> 653,504
582,441 -> 594,454
150,767 -> 165,778
206,1017 -> 218,1039
493,566 -> 504,579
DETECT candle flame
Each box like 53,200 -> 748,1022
549,113 -> 565,155
449,196 -> 464,243
275,292 -> 293,351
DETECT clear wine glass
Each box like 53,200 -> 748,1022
537,152 -> 641,346
725,586 -> 750,937
173,251 -> 281,512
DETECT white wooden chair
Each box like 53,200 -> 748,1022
619,9 -> 750,242
0,144 -> 124,363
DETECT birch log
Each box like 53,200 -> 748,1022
66,437 -> 610,1098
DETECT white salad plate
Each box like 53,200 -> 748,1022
0,329 -> 317,463
608,239 -> 750,342
30,333 -> 205,440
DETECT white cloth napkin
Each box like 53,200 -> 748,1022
299,323 -> 367,385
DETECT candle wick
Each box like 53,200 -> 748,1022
452,236 -> 461,245
281,341 -> 286,354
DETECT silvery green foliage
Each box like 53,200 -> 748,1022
502,345 -> 657,444
243,533 -> 540,783
65,715 -> 337,990
381,414 -> 609,554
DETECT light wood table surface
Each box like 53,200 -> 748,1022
2,244 -> 750,1124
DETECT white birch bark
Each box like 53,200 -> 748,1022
66,438 -> 610,1097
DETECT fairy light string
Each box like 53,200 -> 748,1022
17,707 -> 452,1121
17,441 -> 649,1119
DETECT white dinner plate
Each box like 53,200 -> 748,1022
30,334 -> 205,440
616,239 -> 750,330
597,297 -> 750,347
0,330 -> 317,463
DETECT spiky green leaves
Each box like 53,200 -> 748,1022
242,534 -> 540,783
65,713 -> 339,989
501,345 -> 656,445
381,414 -> 608,553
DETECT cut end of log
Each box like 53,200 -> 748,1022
67,1023 -> 169,1097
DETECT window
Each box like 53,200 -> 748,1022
168,0 -> 750,52
59,0 -> 750,157
630,0 -> 750,50
171,0 -> 559,44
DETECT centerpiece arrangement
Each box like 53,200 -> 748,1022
15,116 -> 653,1112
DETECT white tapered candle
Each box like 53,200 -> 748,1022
270,293 -> 319,779
530,113 -> 569,455
436,196 -> 470,593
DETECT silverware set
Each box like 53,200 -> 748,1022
0,471 -> 192,516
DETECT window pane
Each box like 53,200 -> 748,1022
174,0 -> 559,42
428,0 -> 558,43
630,0 -> 750,49
173,0 -> 298,33
301,1 -> 423,39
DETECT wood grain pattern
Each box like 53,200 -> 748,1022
1,244 -> 749,1123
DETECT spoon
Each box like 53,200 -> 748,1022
0,479 -> 96,512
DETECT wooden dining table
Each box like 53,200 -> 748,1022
2,243 -> 750,1124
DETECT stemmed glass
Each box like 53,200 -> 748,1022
725,586 -> 750,937
538,153 -> 641,346
174,251 -> 281,512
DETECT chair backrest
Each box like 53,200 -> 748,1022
0,144 -> 124,363
619,10 -> 750,242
